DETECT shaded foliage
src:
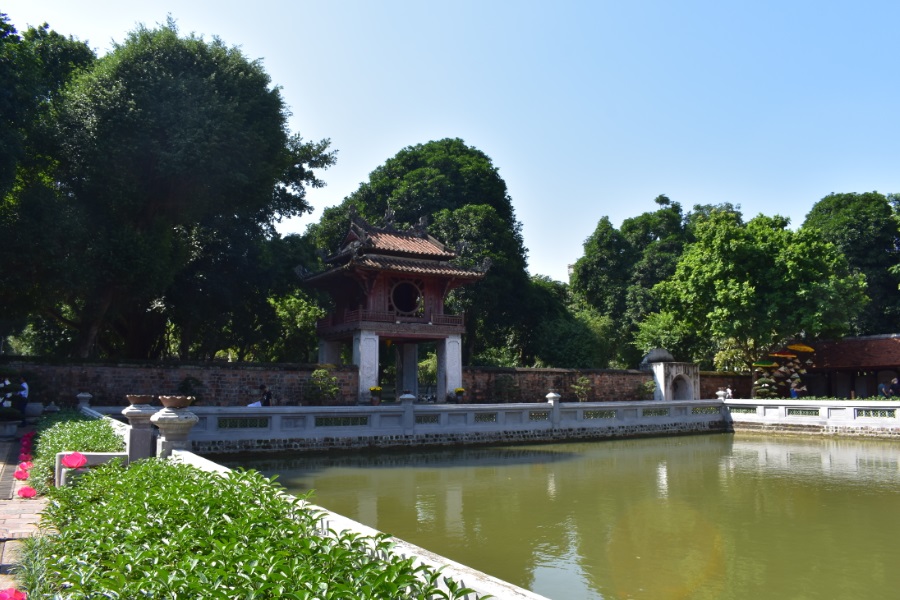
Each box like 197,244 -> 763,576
802,191 -> 900,335
647,211 -> 868,370
2,19 -> 334,359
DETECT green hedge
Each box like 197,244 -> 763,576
17,416 -> 480,598
27,410 -> 125,493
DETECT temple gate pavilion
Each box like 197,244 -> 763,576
303,213 -> 487,404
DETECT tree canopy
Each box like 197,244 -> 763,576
306,138 -> 536,363
802,191 -> 900,335
1,19 -> 334,358
642,211 -> 868,370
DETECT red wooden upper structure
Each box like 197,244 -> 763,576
304,214 -> 487,343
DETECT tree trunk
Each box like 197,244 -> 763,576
75,287 -> 116,358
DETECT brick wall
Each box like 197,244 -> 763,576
4,360 -> 750,407
4,361 -> 358,407
461,367 -> 752,403
461,367 -> 654,403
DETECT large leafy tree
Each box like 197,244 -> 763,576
307,138 -> 531,362
4,20 -> 334,358
0,15 -> 94,197
570,196 -> 693,366
523,276 -> 616,368
643,211 -> 868,370
0,17 -> 94,339
802,192 -> 900,335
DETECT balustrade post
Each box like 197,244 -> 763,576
76,392 -> 92,409
121,403 -> 158,461
400,392 -> 416,435
150,407 -> 199,458
546,391 -> 561,428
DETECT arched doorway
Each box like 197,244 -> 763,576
672,375 -> 693,400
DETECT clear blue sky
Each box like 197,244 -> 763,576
7,1 -> 899,282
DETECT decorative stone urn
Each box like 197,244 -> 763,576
159,395 -> 195,409
125,395 -> 156,405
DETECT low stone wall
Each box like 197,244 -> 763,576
725,398 -> 900,439
93,399 -> 729,456
189,420 -> 728,455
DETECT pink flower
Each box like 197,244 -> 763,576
61,452 -> 88,469
17,454 -> 31,462
0,586 -> 27,598
12,469 -> 28,481
16,487 -> 35,499
17,461 -> 32,471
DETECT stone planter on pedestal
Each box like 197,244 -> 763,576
125,395 -> 156,406
159,395 -> 195,409
150,405 -> 199,458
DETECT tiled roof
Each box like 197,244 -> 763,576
808,335 -> 900,370
304,254 -> 484,284
363,230 -> 455,259
351,254 -> 484,279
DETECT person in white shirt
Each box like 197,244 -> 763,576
12,376 -> 29,426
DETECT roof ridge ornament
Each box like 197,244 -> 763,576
410,216 -> 428,237
383,207 -> 398,232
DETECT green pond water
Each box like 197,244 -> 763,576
220,433 -> 900,599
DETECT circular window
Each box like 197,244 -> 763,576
391,281 -> 421,315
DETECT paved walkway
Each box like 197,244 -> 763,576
0,430 -> 48,590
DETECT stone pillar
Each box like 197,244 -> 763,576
400,391 -> 416,435
546,392 -> 561,428
121,404 -> 157,461
436,340 -> 447,403
150,407 -> 199,459
354,330 -> 380,404
76,392 -> 92,409
318,339 -> 342,365
437,334 -> 462,402
400,343 -> 419,398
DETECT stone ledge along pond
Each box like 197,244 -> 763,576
217,433 -> 900,600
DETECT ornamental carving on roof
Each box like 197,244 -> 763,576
305,209 -> 491,281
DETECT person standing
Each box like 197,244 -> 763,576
12,376 -> 29,426
889,378 -> 900,398
259,384 -> 273,407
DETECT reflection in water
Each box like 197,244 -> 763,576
218,435 -> 900,600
